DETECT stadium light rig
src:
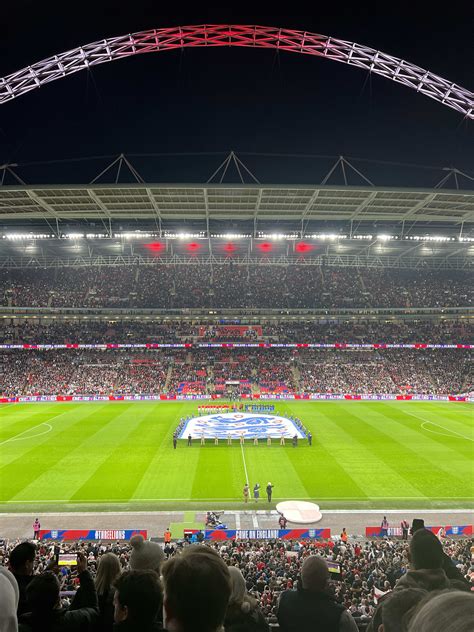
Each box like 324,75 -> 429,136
295,242 -> 315,253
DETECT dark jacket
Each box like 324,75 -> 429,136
13,572 -> 34,616
19,570 -> 99,632
224,602 -> 269,632
277,588 -> 345,632
394,567 -> 464,592
113,620 -> 163,632
97,587 -> 115,632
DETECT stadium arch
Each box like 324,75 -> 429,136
1,24 -> 473,119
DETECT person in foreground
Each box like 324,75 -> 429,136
407,589 -> 474,632
161,544 -> 231,632
113,570 -> 162,632
0,566 -> 19,632
224,566 -> 269,632
18,552 -> 98,631
395,528 -> 469,592
95,552 -> 122,632
277,555 -> 358,632
8,541 -> 37,616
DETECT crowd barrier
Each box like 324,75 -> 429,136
366,525 -> 472,537
0,343 -> 471,349
37,529 -> 147,541
1,393 -> 471,404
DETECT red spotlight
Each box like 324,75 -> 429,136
186,242 -> 202,252
223,242 -> 236,254
257,242 -> 273,253
145,241 -> 165,253
295,242 -> 314,253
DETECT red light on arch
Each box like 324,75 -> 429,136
186,242 -> 202,252
223,242 -> 236,254
295,242 -> 314,253
145,241 -> 165,253
257,242 -> 273,253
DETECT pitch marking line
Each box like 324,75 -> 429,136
404,410 -> 474,442
2,496 -> 472,503
0,407 -> 84,447
0,508 -> 472,517
8,423 -> 52,443
0,422 -> 54,446
421,421 -> 474,441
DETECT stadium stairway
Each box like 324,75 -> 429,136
291,365 -> 301,391
164,364 -> 174,391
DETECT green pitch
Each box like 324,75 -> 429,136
0,401 -> 472,512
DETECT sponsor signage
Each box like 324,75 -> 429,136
203,528 -> 331,540
37,529 -> 147,541
1,394 -> 471,405
365,525 -> 473,537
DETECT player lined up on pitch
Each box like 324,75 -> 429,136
243,482 -> 270,503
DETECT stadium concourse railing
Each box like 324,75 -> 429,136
1,305 -> 472,320
0,343 -> 471,349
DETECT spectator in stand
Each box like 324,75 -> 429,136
369,587 -> 427,632
395,528 -> 469,593
224,566 -> 269,632
161,545 -> 231,632
277,555 -> 358,632
0,566 -> 19,632
18,552 -> 98,631
113,570 -> 162,632
129,534 -> 164,575
407,590 -> 474,632
94,552 -> 122,632
8,542 -> 36,616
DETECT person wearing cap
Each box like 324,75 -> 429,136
129,534 -> 164,575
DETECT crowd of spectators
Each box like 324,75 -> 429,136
296,349 -> 471,395
0,348 -> 471,397
1,266 -> 471,309
1,530 -> 473,631
0,319 -> 471,345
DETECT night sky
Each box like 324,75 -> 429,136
1,1 -> 472,185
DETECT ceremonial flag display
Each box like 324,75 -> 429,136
179,412 -> 305,439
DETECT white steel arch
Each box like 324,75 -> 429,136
1,24 -> 473,118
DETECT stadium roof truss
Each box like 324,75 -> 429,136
0,184 -> 473,225
1,25 -> 473,119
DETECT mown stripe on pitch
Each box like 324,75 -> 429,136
69,405 -> 174,502
0,404 -> 133,502
10,403 -> 154,503
314,406 -> 428,500
335,403 -> 466,499
0,404 -> 81,443
132,404 -> 201,502
379,402 -> 474,462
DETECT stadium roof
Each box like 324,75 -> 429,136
0,183 -> 473,226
